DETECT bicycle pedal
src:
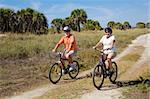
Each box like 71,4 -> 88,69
104,74 -> 107,78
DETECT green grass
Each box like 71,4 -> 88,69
0,29 -> 149,60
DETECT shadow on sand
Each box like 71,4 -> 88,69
101,76 -> 150,91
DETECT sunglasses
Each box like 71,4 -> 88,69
64,30 -> 70,33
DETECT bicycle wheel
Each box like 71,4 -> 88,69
49,63 -> 62,84
68,61 -> 79,79
92,65 -> 104,90
109,62 -> 118,83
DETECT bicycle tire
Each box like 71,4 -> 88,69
109,62 -> 118,83
92,65 -> 104,90
68,61 -> 79,79
49,63 -> 62,84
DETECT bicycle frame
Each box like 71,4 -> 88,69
92,48 -> 118,89
56,52 -> 70,70
49,51 -> 80,84
97,51 -> 108,72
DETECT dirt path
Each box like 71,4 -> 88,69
0,34 -> 6,38
7,33 -> 150,99
80,33 -> 150,99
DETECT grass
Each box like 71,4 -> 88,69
0,29 -> 149,59
121,61 -> 150,99
0,28 -> 150,97
117,46 -> 144,77
119,50 -> 150,99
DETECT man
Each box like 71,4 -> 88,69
52,26 -> 78,74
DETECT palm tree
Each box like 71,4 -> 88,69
107,21 -> 115,29
136,22 -> 146,28
146,22 -> 150,28
70,9 -> 87,32
123,21 -> 131,29
0,8 -> 15,33
51,18 -> 63,33
84,19 -> 102,30
62,17 -> 72,28
17,8 -> 48,34
0,8 -> 48,34
84,19 -> 95,30
94,20 -> 102,30
115,22 -> 124,30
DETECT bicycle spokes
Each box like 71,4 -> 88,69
49,63 -> 62,84
68,61 -> 79,79
92,65 -> 104,90
109,62 -> 118,83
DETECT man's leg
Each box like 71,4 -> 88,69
65,51 -> 77,71
65,53 -> 73,64
65,50 -> 75,64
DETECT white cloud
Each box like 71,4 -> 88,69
42,3 -> 115,26
30,1 -> 42,10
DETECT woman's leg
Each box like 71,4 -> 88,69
107,52 -> 116,70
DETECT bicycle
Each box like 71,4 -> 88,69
49,51 -> 79,84
92,48 -> 118,90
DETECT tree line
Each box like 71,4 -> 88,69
0,8 -> 150,34
51,9 -> 150,33
0,8 -> 48,34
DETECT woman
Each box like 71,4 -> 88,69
93,27 -> 116,74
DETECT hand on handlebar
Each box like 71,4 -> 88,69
104,48 -> 112,50
52,49 -> 56,52
92,46 -> 96,50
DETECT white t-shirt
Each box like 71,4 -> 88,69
99,35 -> 116,54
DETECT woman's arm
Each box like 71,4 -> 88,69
109,40 -> 115,49
93,41 -> 103,49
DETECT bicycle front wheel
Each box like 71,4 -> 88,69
92,65 -> 104,90
68,61 -> 79,79
109,62 -> 118,83
49,63 -> 62,84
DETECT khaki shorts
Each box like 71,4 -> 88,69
65,50 -> 77,58
107,52 -> 117,59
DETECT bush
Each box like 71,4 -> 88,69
136,22 -> 146,28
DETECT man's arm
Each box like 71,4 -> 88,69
52,37 -> 64,52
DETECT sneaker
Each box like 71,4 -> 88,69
69,63 -> 76,71
109,69 -> 114,75
106,70 -> 110,75
107,69 -> 114,76
59,69 -> 65,76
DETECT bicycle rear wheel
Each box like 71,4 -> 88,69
49,63 -> 62,84
92,65 -> 104,90
68,61 -> 79,79
109,62 -> 118,83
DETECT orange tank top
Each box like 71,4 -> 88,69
57,34 -> 78,51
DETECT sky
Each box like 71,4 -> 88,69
0,0 -> 149,27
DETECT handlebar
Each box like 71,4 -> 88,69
93,47 -> 111,53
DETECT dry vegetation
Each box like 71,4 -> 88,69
0,29 -> 149,98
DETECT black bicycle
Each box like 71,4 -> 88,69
49,51 -> 79,84
92,49 -> 118,90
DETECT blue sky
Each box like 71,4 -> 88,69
0,0 -> 149,27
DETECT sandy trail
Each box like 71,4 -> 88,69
6,33 -> 150,99
80,33 -> 150,99
0,34 -> 6,37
